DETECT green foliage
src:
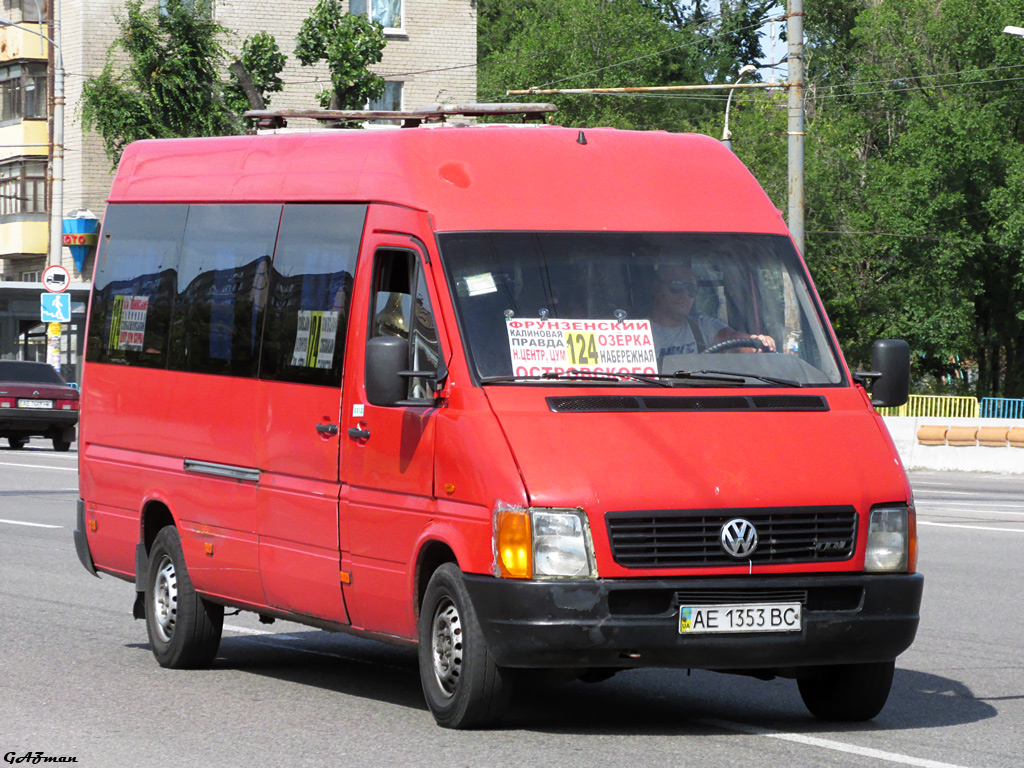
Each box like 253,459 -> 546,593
797,0 -> 1024,395
295,0 -> 386,109
225,31 -> 287,115
80,0 -> 238,165
482,0 -> 700,129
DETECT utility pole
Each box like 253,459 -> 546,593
787,0 -> 805,255
48,0 -> 63,268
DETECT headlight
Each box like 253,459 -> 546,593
865,504 -> 916,572
494,505 -> 597,579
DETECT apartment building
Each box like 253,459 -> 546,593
0,0 -> 477,283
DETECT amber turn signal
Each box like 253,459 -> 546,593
495,508 -> 532,579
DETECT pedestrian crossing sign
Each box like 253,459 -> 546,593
41,292 -> 71,323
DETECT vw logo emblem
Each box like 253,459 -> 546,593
720,518 -> 759,558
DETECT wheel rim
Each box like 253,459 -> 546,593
430,596 -> 463,698
153,554 -> 178,643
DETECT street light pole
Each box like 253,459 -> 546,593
50,0 -> 63,270
787,0 -> 805,256
0,8 -> 62,269
721,64 -> 757,152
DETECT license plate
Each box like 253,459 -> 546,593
17,399 -> 53,409
679,602 -> 802,634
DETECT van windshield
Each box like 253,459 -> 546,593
437,232 -> 844,387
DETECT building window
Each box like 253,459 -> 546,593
350,0 -> 402,31
2,0 -> 48,24
158,0 -> 214,18
368,81 -> 403,112
0,63 -> 48,122
0,159 -> 48,217
21,270 -> 41,282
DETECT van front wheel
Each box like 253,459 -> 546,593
797,660 -> 895,721
145,526 -> 223,669
418,563 -> 512,728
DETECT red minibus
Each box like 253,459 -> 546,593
75,108 -> 921,728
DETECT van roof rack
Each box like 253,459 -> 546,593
243,102 -> 558,130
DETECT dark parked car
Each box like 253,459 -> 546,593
0,361 -> 79,451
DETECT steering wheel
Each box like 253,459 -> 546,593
704,337 -> 770,354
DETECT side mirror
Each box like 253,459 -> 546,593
365,336 -> 409,406
854,339 -> 910,408
365,336 -> 449,407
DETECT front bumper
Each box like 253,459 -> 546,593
73,499 -> 98,577
464,572 -> 923,670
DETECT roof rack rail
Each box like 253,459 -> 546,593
243,102 -> 558,130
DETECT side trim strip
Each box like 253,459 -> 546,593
183,459 -> 260,483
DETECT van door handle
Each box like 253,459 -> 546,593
316,423 -> 339,436
347,427 -> 371,440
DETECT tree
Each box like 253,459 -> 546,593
795,0 -> 1024,395
480,0 -> 779,129
294,0 -> 386,109
80,0 -> 238,165
225,31 -> 287,116
479,0 -> 706,130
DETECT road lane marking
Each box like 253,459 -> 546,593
701,719 -> 972,768
0,518 -> 62,529
919,507 -> 1024,516
920,501 -> 1024,509
915,489 -> 1008,496
0,461 -> 77,472
918,521 -> 1024,534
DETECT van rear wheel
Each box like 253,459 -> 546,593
145,526 -> 223,669
797,660 -> 895,721
418,563 -> 513,728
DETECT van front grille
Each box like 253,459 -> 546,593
606,506 -> 857,568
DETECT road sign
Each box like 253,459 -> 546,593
41,292 -> 71,323
42,264 -> 71,293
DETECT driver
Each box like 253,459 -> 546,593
649,261 -> 776,370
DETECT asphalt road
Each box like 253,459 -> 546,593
1,444 -> 1021,768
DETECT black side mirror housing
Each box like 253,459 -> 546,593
365,336 -> 449,406
365,336 -> 409,406
861,339 -> 910,408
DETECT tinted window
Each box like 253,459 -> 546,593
260,204 -> 365,386
86,204 -> 187,368
439,232 -> 843,386
167,205 -> 282,377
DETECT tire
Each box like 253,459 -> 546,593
797,660 -> 895,721
7,436 -> 27,450
52,438 -> 71,452
144,526 -> 224,669
418,563 -> 513,729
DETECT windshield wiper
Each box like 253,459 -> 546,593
480,370 -> 800,387
480,371 -> 670,386
667,370 -> 803,388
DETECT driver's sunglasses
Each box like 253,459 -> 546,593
665,280 -> 698,297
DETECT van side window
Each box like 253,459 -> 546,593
259,204 -> 366,386
167,204 -> 283,377
370,248 -> 441,401
86,204 -> 187,369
